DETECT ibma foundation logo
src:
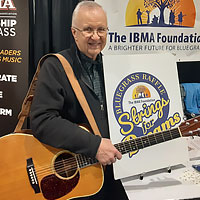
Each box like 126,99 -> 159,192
126,0 -> 196,27
113,72 -> 181,157
0,0 -> 16,10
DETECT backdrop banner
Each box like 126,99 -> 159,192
96,0 -> 200,61
0,0 -> 29,136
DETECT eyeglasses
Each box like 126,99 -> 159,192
73,27 -> 109,37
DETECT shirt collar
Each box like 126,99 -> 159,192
79,51 -> 102,68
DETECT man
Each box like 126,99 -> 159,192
136,8 -> 143,25
30,1 -> 129,200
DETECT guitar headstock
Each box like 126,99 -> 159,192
180,115 -> 200,137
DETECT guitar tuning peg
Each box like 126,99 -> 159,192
186,122 -> 190,125
189,130 -> 193,135
196,128 -> 200,134
183,116 -> 187,121
194,119 -> 199,123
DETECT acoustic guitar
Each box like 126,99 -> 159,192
0,116 -> 200,200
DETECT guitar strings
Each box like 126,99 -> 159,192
36,158 -> 97,178
35,157 -> 82,173
36,162 -> 100,180
35,128 -> 181,177
34,127 -> 193,180
35,155 -> 97,177
116,128 -> 180,151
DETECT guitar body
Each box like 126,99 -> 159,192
0,133 -> 104,200
1,116 -> 199,200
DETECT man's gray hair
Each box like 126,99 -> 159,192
72,1 -> 105,27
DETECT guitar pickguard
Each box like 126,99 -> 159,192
41,172 -> 80,200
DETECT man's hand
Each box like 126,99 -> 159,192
96,138 -> 122,166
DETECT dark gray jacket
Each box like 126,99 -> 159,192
30,45 -> 129,200
30,44 -> 110,158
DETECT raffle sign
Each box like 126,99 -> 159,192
0,0 -> 28,136
96,0 -> 200,61
103,53 -> 189,180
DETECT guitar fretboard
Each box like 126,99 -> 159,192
114,127 -> 181,155
76,154 -> 98,168
76,127 -> 181,168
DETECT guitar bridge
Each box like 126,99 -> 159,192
26,158 -> 41,194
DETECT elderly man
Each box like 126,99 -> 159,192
30,1 -> 129,200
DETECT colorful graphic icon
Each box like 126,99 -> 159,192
126,0 -> 196,27
132,85 -> 151,99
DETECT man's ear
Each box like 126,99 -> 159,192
71,27 -> 77,41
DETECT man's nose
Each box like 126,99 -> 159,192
91,30 -> 100,39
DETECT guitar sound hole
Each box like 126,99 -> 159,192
54,152 -> 77,179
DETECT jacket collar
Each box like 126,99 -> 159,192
68,43 -> 103,90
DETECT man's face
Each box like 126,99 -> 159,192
72,7 -> 107,60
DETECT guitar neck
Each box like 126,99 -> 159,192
114,127 -> 181,155
76,154 -> 98,168
76,116 -> 200,168
76,127 -> 181,168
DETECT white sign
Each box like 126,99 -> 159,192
103,53 -> 189,179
